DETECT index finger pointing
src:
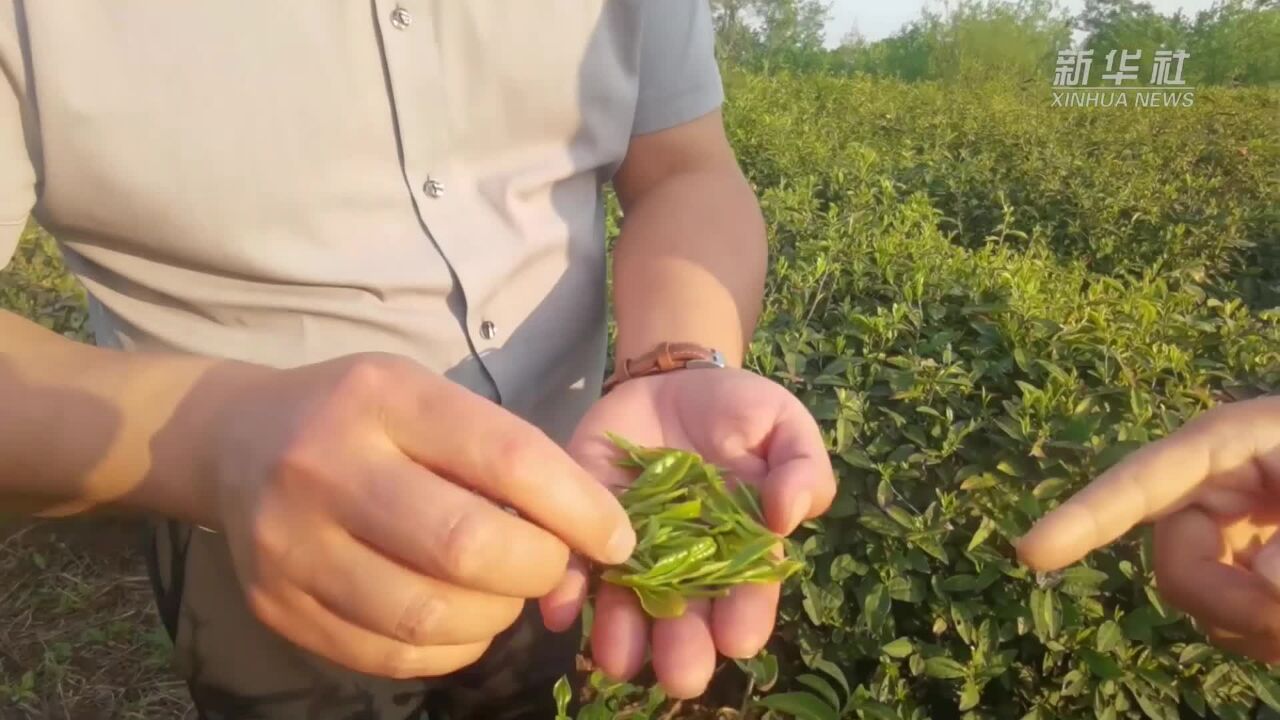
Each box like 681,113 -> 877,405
1018,398 -> 1280,572
1016,437 -> 1197,572
386,377 -> 636,566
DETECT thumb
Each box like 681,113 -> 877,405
1017,396 -> 1280,572
539,427 -> 647,632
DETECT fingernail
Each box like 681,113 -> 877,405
785,490 -> 811,532
607,523 -> 636,564
1253,544 -> 1280,595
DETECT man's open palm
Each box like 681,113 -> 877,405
539,367 -> 836,699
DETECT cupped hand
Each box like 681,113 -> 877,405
207,353 -> 635,678
1018,395 -> 1280,663
538,367 -> 836,699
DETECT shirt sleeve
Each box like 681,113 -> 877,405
0,12 -> 36,269
631,0 -> 724,136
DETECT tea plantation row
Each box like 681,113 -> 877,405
716,74 -> 1280,719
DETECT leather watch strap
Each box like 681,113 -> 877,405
603,341 -> 725,393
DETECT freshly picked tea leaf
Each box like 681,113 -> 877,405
600,434 -> 805,618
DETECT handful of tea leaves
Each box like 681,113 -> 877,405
600,433 -> 805,619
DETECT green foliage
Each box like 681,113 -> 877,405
554,675 -> 573,720
724,71 -> 1280,308
712,0 -> 833,70
558,670 -> 669,720
714,0 -> 1279,86
1078,0 -> 1193,78
1185,0 -> 1280,86
724,74 -> 1279,718
0,224 -> 91,342
836,0 -> 1073,84
601,435 -> 804,618
1081,0 -> 1280,87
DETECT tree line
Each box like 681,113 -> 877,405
712,0 -> 1279,85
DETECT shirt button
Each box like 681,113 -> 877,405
479,320 -> 497,340
390,7 -> 412,29
424,176 -> 445,198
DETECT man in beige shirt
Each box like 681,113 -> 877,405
0,2 -> 837,718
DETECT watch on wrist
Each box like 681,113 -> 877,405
603,341 -> 726,393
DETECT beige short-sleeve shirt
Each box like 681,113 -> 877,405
0,1 -> 724,445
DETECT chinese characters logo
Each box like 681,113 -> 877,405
1051,48 -> 1194,108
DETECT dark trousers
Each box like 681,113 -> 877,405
144,519 -> 580,720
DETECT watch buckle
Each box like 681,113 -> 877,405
686,349 -> 726,370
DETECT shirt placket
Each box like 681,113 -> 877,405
373,0 -> 503,402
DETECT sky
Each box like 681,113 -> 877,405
823,0 -> 1227,46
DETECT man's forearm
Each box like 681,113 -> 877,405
611,166 -> 767,369
0,310 -> 261,524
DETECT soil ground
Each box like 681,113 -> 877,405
0,516 -> 194,719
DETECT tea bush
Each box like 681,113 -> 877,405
0,227 -> 90,343
722,75 -> 1280,719
726,72 -> 1280,309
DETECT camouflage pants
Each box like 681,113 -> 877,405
144,519 -> 580,720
